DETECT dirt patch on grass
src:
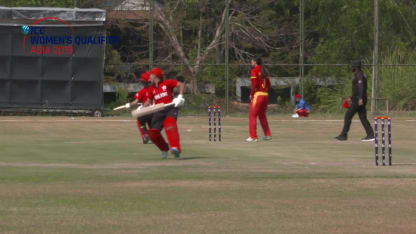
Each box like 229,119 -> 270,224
111,180 -> 248,189
110,177 -> 416,191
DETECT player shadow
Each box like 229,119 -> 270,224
389,163 -> 416,166
179,156 -> 207,160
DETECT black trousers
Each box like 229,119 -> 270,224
341,102 -> 374,137
138,114 -> 152,128
151,106 -> 179,131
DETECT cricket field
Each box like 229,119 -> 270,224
1,115 -> 416,233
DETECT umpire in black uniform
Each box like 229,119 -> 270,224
335,60 -> 374,141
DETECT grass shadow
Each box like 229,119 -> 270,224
390,163 -> 416,166
179,156 -> 207,160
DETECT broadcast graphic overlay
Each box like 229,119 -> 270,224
21,17 -> 119,56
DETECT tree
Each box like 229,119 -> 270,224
147,0 -> 303,93
147,0 -> 231,93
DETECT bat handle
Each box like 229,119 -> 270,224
113,106 -> 125,111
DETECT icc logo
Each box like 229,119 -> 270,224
21,25 -> 45,35
162,85 -> 167,91
21,25 -> 30,35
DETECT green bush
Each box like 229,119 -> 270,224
110,87 -> 129,109
378,49 -> 416,110
303,49 -> 416,112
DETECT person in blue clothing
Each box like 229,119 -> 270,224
292,94 -> 310,118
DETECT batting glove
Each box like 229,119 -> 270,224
172,94 -> 185,107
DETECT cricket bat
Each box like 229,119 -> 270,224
113,103 -> 142,111
113,105 -> 127,111
131,102 -> 175,118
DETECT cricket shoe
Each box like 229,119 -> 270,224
361,136 -> 375,142
335,135 -> 347,141
245,137 -> 258,142
171,147 -> 180,159
161,151 -> 168,159
143,134 -> 150,144
291,113 -> 299,118
263,136 -> 272,141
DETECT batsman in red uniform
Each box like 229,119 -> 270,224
123,71 -> 152,144
246,57 -> 272,142
145,68 -> 185,159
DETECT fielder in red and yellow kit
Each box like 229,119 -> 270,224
246,58 -> 272,142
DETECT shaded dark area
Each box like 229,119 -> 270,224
0,7 -> 106,112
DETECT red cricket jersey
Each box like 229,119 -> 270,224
148,79 -> 178,104
250,65 -> 270,97
134,87 -> 151,103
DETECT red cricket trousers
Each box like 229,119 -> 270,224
296,109 -> 310,117
249,92 -> 271,139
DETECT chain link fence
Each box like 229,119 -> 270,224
2,0 -> 416,114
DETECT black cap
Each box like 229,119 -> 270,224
350,60 -> 362,68
255,57 -> 263,66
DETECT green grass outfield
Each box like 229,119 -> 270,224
1,115 -> 416,233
